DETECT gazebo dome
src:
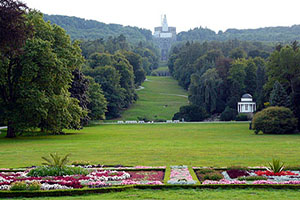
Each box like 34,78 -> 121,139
242,94 -> 252,98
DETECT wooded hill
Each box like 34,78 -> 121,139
177,26 -> 300,42
43,14 -> 153,43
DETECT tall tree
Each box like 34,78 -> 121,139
69,69 -> 90,125
269,81 -> 291,108
0,9 -> 86,137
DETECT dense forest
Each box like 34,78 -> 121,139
169,40 -> 300,129
43,14 -> 153,44
177,26 -> 300,42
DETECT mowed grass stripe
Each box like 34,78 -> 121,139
119,76 -> 188,120
1,123 -> 300,168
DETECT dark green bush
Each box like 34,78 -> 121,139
220,106 -> 237,121
27,166 -> 89,177
172,105 -> 208,122
203,172 -> 223,181
252,106 -> 298,134
235,114 -> 249,121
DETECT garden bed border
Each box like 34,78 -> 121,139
2,184 -> 300,198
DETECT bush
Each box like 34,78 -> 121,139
72,160 -> 91,166
10,181 -> 27,191
196,168 -> 215,174
252,106 -> 298,134
220,106 -> 237,121
27,166 -> 89,177
203,172 -> 223,181
172,105 -> 208,122
235,114 -> 249,121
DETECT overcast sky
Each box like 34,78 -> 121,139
23,0 -> 300,33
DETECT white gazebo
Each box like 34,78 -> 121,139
237,94 -> 256,113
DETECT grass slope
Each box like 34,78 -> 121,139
1,123 -> 300,168
119,76 -> 188,121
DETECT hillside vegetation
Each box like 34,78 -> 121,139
178,26 -> 300,42
43,14 -> 152,43
119,76 -> 188,121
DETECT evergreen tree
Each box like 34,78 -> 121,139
269,81 -> 291,108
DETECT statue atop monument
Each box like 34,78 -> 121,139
153,15 -> 176,61
162,14 -> 168,32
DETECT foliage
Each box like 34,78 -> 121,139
27,166 -> 89,177
252,106 -> 298,134
41,153 -> 70,168
177,25 -> 300,42
237,176 -> 267,181
189,68 -> 223,114
69,69 -> 90,126
0,10 -> 86,137
226,166 -> 249,171
268,159 -> 285,173
269,81 -> 291,108
72,160 -> 91,166
86,76 -> 107,120
172,105 -> 208,122
196,168 -> 215,174
220,106 -> 237,121
10,181 -> 28,191
203,172 -> 224,181
43,14 -> 152,44
235,114 -> 249,121
9,181 -> 41,191
266,44 -> 300,128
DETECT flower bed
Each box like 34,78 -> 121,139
167,166 -> 196,185
0,169 -> 164,191
194,167 -> 300,185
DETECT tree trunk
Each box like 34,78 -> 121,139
6,121 -> 16,138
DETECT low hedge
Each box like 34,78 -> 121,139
2,184 -> 300,198
0,186 -> 133,198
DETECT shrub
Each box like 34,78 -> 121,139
235,114 -> 249,121
172,105 -> 208,122
267,158 -> 284,173
10,181 -> 42,191
238,176 -> 267,181
27,182 -> 41,191
252,106 -> 298,134
42,153 -> 70,168
72,160 -> 91,166
203,172 -> 223,181
220,106 -> 237,121
10,181 -> 27,191
27,166 -> 89,177
196,168 -> 215,174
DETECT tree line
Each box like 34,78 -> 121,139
0,0 -> 160,137
177,26 -> 300,43
168,40 -> 300,129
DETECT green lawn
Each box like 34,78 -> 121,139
1,123 -> 300,168
2,123 -> 300,199
4,189 -> 300,199
119,76 -> 188,120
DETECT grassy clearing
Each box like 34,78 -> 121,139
153,66 -> 169,72
119,76 -> 188,120
1,123 -> 300,168
4,188 -> 300,199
